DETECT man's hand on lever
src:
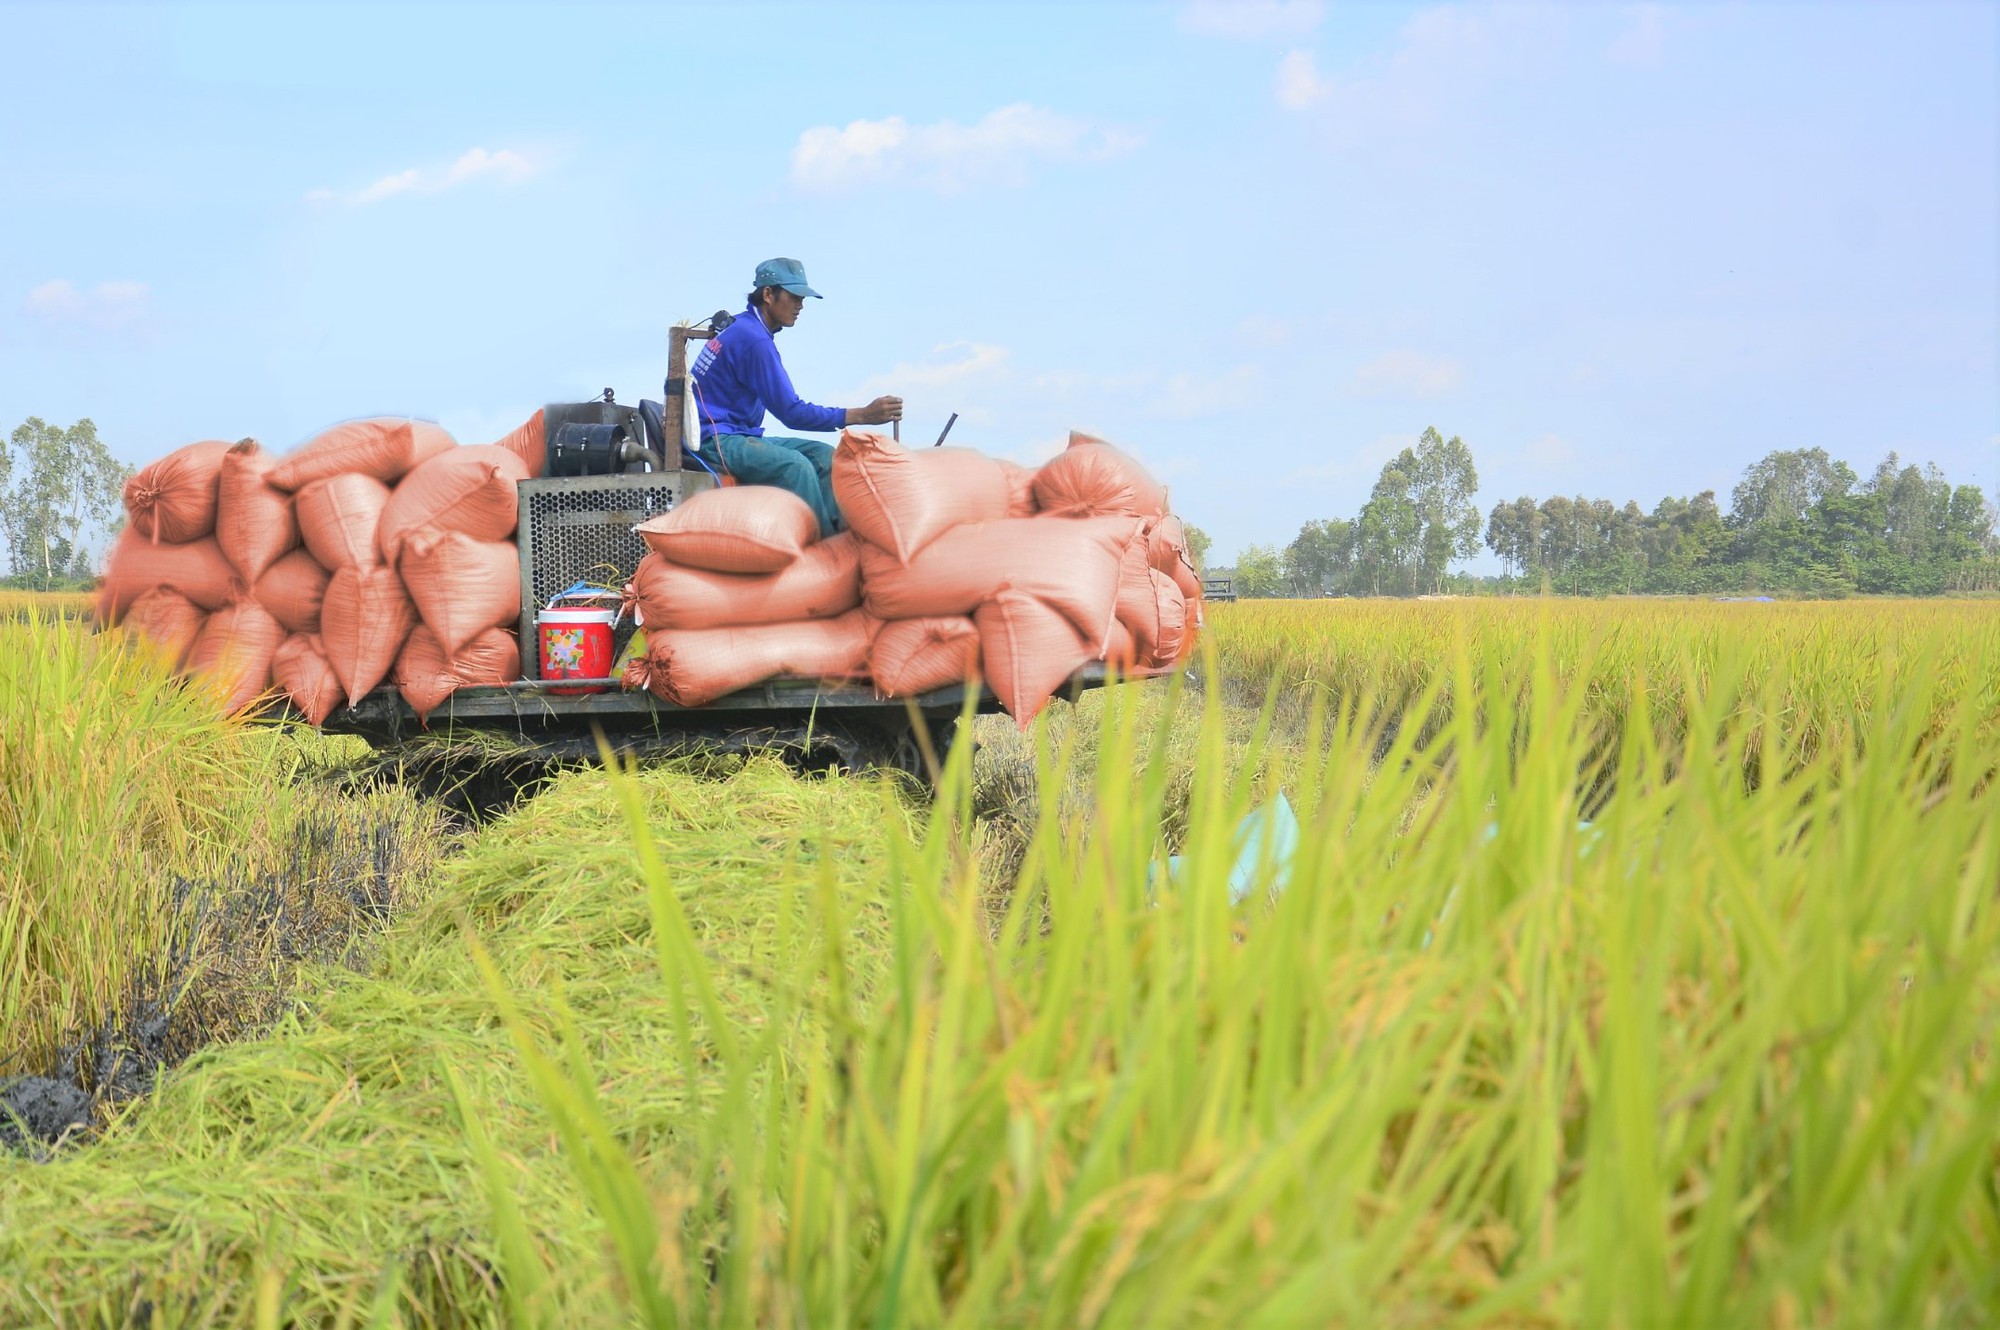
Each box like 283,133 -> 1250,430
846,395 -> 904,427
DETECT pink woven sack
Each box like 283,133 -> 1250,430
123,587 -> 207,668
626,532 -> 860,631
1103,618 -> 1139,672
124,440 -> 230,544
273,633 -> 344,726
394,625 -> 520,722
975,589 -> 1097,730
623,608 -> 874,708
489,409 -> 546,477
255,549 -> 331,635
398,528 -> 520,656
321,565 -> 417,706
831,429 -> 1011,563
1031,431 -> 1168,520
97,532 -> 238,623
1144,514 -> 1204,605
296,473 -> 391,572
857,514 -> 1136,649
870,616 -> 981,699
1177,608 -> 1202,661
998,460 -> 1039,518
1114,535 -> 1188,670
376,444 -> 529,562
215,440 -> 298,584
185,600 -> 285,714
268,417 -> 456,492
635,485 -> 817,574
1147,513 -> 1188,571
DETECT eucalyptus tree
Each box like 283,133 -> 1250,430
2,417 -> 129,586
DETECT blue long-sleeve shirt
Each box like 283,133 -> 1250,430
689,305 -> 846,441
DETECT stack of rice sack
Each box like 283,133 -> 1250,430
99,414 -> 545,724
838,428 -> 1201,727
620,427 -> 1201,728
619,487 -> 873,706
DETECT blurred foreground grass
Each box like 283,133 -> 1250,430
0,600 -> 1995,1326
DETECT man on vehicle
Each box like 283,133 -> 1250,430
690,258 -> 902,538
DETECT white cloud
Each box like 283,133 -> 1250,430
789,104 -> 1142,193
1179,0 -> 1324,40
1276,49 -> 1331,111
1351,349 -> 1464,398
309,146 -> 537,207
1285,6 -> 1565,143
855,341 -> 1011,398
23,279 -> 151,332
1607,4 -> 1668,66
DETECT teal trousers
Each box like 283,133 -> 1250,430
711,433 -> 842,540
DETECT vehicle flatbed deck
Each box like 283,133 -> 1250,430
319,664 -> 1122,779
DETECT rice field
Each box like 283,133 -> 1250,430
0,587 -> 91,620
1,597 -> 1996,1326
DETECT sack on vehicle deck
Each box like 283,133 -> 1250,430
869,615 -> 981,699
395,624 -> 521,722
269,417 -> 456,492
832,429 -> 1012,563
635,484 -> 818,574
215,440 -> 298,584
124,440 -> 230,544
398,528 -> 521,657
627,532 -> 860,631
857,514 -> 1136,649
321,564 -> 417,706
296,473 -> 391,572
255,548 -> 331,635
625,608 -> 874,708
97,531 -> 238,622
376,444 -> 529,563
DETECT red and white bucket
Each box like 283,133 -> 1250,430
538,592 -> 619,695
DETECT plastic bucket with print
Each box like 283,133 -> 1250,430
538,606 -> 617,695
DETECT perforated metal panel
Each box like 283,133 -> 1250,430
515,472 -> 715,677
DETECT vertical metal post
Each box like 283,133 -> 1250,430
663,325 -> 693,459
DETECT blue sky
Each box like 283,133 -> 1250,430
4,1 -> 1995,567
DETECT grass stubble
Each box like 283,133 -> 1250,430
0,597 -> 1994,1326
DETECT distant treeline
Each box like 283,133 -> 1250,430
2,417 -> 129,592
1222,432 -> 2000,599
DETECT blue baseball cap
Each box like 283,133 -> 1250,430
754,257 -> 822,299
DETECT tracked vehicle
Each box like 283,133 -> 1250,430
321,321 -> 1115,781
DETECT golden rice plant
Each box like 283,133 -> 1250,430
1,601 -> 1994,1327
0,610 -> 285,1070
464,617 -> 1998,1325
1211,597 -> 2000,761
0,587 -> 91,620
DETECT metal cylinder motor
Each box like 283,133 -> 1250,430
547,421 -> 631,477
